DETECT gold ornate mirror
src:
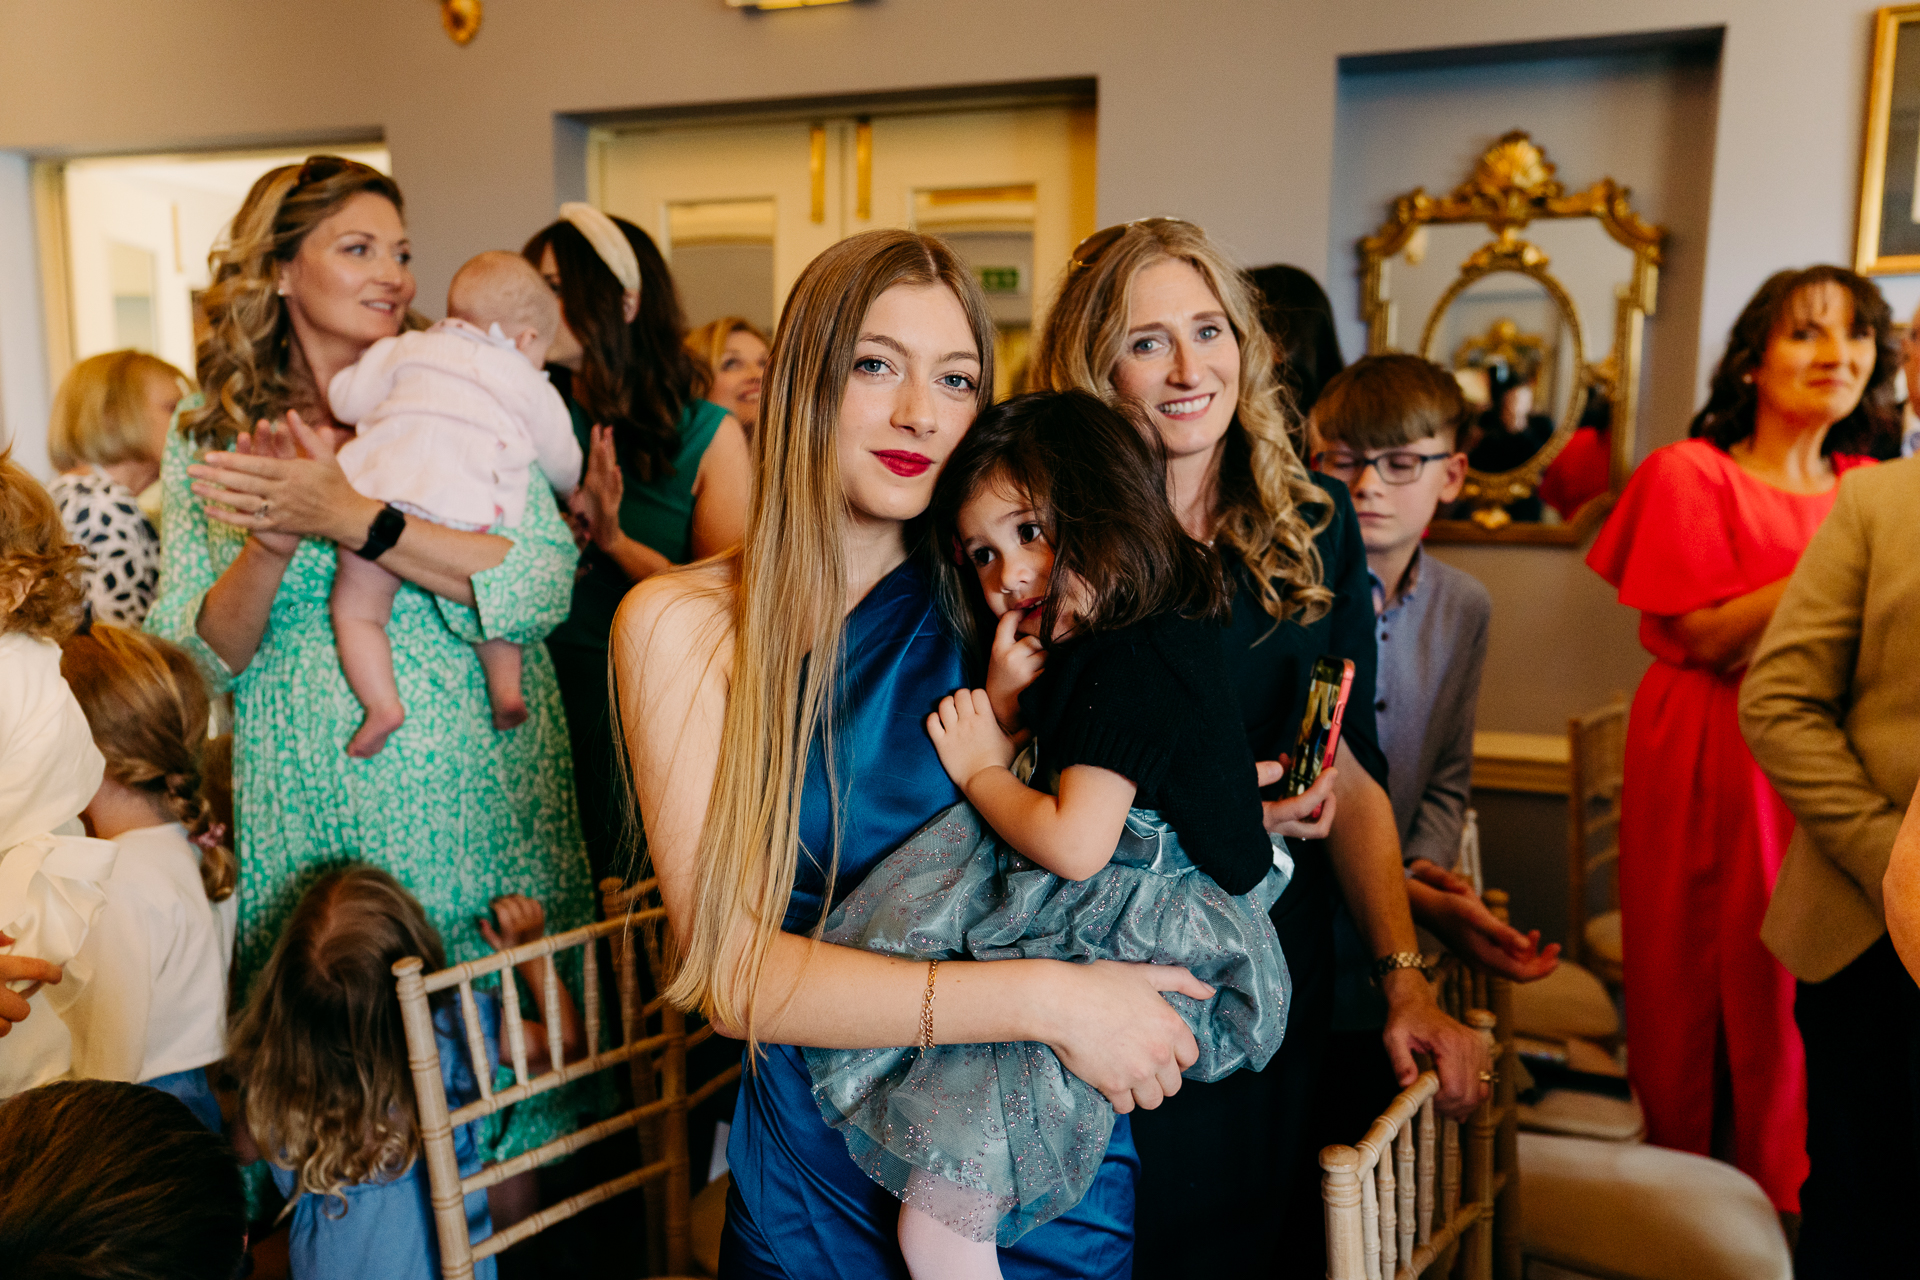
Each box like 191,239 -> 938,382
1358,132 -> 1666,544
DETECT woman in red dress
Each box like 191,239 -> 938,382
1588,265 -> 1899,1215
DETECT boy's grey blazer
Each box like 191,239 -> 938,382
1739,456 -> 1920,983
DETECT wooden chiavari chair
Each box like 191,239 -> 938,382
392,880 -> 710,1279
1320,1005 -> 1499,1280
599,876 -> 742,1278
1566,699 -> 1628,992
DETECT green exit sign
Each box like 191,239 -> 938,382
976,265 -> 1022,294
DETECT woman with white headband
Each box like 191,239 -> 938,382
520,206 -> 751,886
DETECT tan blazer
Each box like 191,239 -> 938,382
1740,456 -> 1920,983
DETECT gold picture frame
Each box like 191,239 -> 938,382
1856,5 -> 1920,274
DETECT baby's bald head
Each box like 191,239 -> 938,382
448,251 -> 560,365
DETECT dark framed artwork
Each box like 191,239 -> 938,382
1858,5 -> 1920,274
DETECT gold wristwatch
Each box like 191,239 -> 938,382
1369,951 -> 1429,984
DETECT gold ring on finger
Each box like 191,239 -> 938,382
258,499 -> 271,520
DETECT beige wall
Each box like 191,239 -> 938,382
0,0 -> 1894,739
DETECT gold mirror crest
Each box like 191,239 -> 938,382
1358,131 -> 1667,545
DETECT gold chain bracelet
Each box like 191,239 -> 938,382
920,959 -> 940,1050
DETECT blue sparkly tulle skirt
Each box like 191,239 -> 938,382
803,801 -> 1292,1246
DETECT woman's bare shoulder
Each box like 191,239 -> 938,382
614,562 -> 736,665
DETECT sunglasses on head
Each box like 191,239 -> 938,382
292,155 -> 356,191
1067,217 -> 1197,277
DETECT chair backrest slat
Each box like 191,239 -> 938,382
582,929 -> 601,1062
1416,1095 -> 1436,1245
1361,1158 -> 1381,1280
1395,1120 -> 1416,1265
497,961 -> 529,1086
1377,1143 -> 1398,1279
540,950 -> 562,1067
455,980 -> 491,1103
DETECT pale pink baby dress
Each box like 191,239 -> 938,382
332,318 -> 582,530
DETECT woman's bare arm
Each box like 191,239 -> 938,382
195,538 -> 297,674
611,572 -> 1213,1112
1323,739 -> 1490,1120
1659,578 -> 1789,673
687,416 -> 752,560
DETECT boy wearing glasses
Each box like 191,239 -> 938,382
1307,355 -> 1556,1139
1310,353 -> 1486,878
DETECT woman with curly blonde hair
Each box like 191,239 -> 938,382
145,156 -> 594,1169
1032,218 -> 1487,1275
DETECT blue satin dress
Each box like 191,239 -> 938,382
719,555 -> 1139,1280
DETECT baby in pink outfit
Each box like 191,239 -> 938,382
330,251 -> 583,758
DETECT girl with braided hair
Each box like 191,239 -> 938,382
48,623 -> 235,1131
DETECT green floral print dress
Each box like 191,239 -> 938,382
146,415 -> 597,1162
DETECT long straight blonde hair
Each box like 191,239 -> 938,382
1032,219 -> 1333,625
661,231 -> 996,1044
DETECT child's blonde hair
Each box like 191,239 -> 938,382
0,449 -> 85,643
47,350 -> 189,471
59,625 -> 235,902
228,866 -> 446,1206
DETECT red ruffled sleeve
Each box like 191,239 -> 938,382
1586,440 -> 1748,616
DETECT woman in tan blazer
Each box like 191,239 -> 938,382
1740,453 -> 1920,1277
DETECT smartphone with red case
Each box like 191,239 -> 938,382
1282,656 -> 1356,799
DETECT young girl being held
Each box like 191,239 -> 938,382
804,390 -> 1294,1279
53,624 -> 236,1130
228,866 -> 581,1280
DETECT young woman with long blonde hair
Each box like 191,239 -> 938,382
149,155 -> 594,1167
615,229 -> 1210,1278
1033,218 -> 1498,1275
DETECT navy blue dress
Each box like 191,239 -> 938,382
719,555 -> 1139,1279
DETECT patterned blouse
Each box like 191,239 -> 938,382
49,468 -> 161,627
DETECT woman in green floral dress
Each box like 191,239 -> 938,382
145,156 -> 594,1165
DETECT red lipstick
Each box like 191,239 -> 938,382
873,450 -> 933,477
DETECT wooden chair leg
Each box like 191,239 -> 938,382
1484,897 -> 1523,1280
395,957 -> 475,1280
1465,1009 -> 1498,1280
663,1005 -> 692,1276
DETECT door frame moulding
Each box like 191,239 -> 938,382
567,77 -> 1097,137
31,134 -> 389,386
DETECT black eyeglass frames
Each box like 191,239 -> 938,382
1311,449 -> 1454,486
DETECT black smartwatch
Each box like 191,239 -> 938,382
353,503 -> 407,561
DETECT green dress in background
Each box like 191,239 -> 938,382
545,392 -> 729,884
146,415 -> 596,1162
